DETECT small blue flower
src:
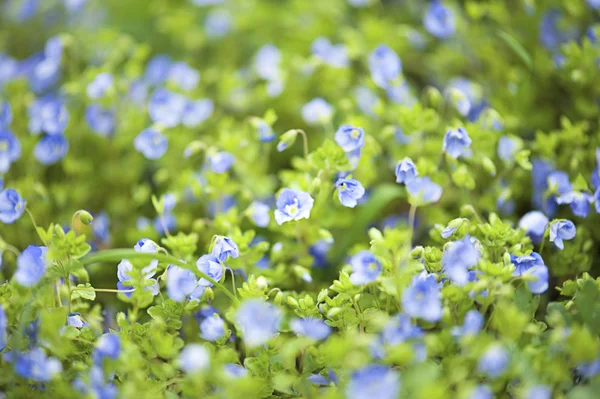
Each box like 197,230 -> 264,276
518,211 -> 549,244
381,314 -> 423,345
406,177 -> 443,204
200,314 -> 226,341
208,151 -> 235,173
257,120 -> 276,142
0,101 -> 12,128
443,127 -> 472,159
0,305 -> 7,349
134,128 -> 168,160
310,239 -> 332,268
557,191 -> 594,218
235,299 -> 282,347
0,187 -> 26,223
87,73 -> 113,99
451,310 -> 483,337
13,347 -> 62,382
511,252 -> 548,294
168,62 -> 200,91
302,98 -> 333,125
67,313 -> 85,329
497,136 -> 520,162
346,365 -> 401,399
354,86 -> 379,116
395,157 -> 418,184
28,96 -> 69,135
334,125 -> 365,153
595,188 -> 600,213
289,317 -> 331,340
589,0 -> 600,10
85,105 -> 116,136
167,265 -> 203,302
205,9 -> 232,38
549,220 -> 576,250
402,272 -> 442,322
527,385 -> 552,399
95,333 -> 120,360
182,99 -> 213,128
577,357 -> 600,378
250,201 -> 270,227
335,177 -> 365,208
211,236 -> 239,262
144,54 -> 172,85
179,344 -> 210,372
368,45 -> 401,89
148,88 -> 186,128
274,188 -> 314,225
0,128 -> 21,173
442,236 -> 481,286
547,171 -> 572,195
254,44 -> 281,82
312,37 -> 349,68
14,245 -> 47,287
424,1 -> 456,39
478,345 -> 509,378
196,254 -> 224,286
470,385 -> 493,399
349,250 -> 382,285
34,134 -> 69,165
223,364 -> 247,378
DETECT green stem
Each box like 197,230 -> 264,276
25,208 -> 48,246
405,204 -> 418,257
80,249 -> 240,304
72,287 -> 136,293
296,129 -> 309,158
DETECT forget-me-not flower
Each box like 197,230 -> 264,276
402,272 -> 442,322
28,96 -> 69,135
478,345 -> 510,378
34,134 -> 69,165
168,62 -> 200,92
518,211 -> 549,244
235,299 -> 282,347
557,191 -> 594,218
443,127 -> 472,158
511,252 -> 549,294
335,125 -> 365,153
14,245 -> 48,287
289,317 -> 331,340
0,128 -> 21,173
166,265 -> 203,302
85,105 -> 116,136
312,37 -> 349,68
87,72 -> 113,99
205,9 -> 233,38
406,177 -> 443,204
349,250 -> 382,285
13,347 -> 62,382
549,220 -> 576,250
196,254 -> 224,286
346,365 -> 401,399
0,187 -> 26,223
182,99 -> 213,128
301,98 -> 333,125
200,314 -> 226,341
335,177 -> 365,208
179,344 -> 210,373
250,201 -> 270,227
144,54 -> 172,85
274,188 -> 314,225
395,157 -> 418,184
451,310 -> 483,337
134,128 -> 168,160
368,45 -> 401,89
94,333 -> 121,360
208,151 -> 235,174
442,235 -> 481,286
210,236 -> 239,262
424,1 -> 456,39
148,88 -> 186,128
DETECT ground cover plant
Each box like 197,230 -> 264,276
1,0 -> 600,398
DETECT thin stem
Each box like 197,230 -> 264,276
296,129 -> 309,158
0,238 -> 21,257
80,249 -> 239,304
405,204 -> 418,257
25,208 -> 48,246
72,286 -> 136,293
227,268 -> 238,298
66,278 -> 72,313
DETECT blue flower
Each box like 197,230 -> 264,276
595,188 -> 600,213
406,177 -> 443,204
87,73 -> 113,99
200,314 -> 226,341
196,254 -> 224,286
144,54 -> 172,85
443,127 -> 472,159
511,252 -> 548,294
424,1 -> 456,39
0,54 -> 18,85
442,236 -> 481,286
470,385 -> 493,399
0,128 -> 21,173
540,9 -> 578,51
577,357 -> 600,378
302,98 -> 333,125
310,239 -> 332,268
335,177 -> 365,208
518,211 -> 549,244
549,220 -> 576,250
168,62 -> 200,91
334,125 -> 365,153
208,151 -> 235,173
395,157 -> 418,184
210,236 -> 239,262
34,134 -> 69,165
94,333 -> 120,360
148,88 -> 186,128
346,365 -> 401,399
223,364 -> 248,378
182,99 -> 213,128
250,201 -> 270,227
289,317 -> 331,340
349,250 -> 382,285
354,86 -> 379,116
274,188 -> 314,225
381,314 -> 423,345
205,9 -> 233,38
14,245 -> 47,287
67,313 -> 85,329
312,37 -> 349,68
235,299 -> 282,347
402,272 -> 442,322
557,191 -> 594,218
589,0 -> 600,9
179,344 -> 210,372
28,96 -> 69,135
256,120 -> 276,142
85,105 -> 116,136
167,265 -> 203,302
0,101 -> 11,128
497,136 -> 520,162
547,171 -> 572,195
478,345 -> 509,378
254,44 -> 281,82
0,187 -> 26,223
13,347 -> 62,382
134,128 -> 168,160
368,45 -> 401,89
451,310 -> 483,337
0,305 -> 7,349
527,385 -> 552,399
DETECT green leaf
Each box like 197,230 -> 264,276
72,283 -> 96,301
497,30 -> 532,69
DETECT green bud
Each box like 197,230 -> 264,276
318,229 -> 334,244
274,291 -> 285,305
481,157 -> 497,176
77,210 -> 94,225
277,129 -> 298,152
317,289 -> 329,302
287,296 -> 299,308
422,86 -> 443,109
410,246 -> 424,259
204,287 -> 215,302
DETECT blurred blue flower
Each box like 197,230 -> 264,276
302,98 -> 333,125
557,191 -> 594,218
87,72 -> 113,99
0,53 -> 18,85
470,385 -> 493,399
451,310 -> 483,337
442,235 -> 481,286
527,385 -> 552,399
13,347 -> 62,382
254,44 -> 281,82
196,254 -> 224,286
94,333 -> 120,360
167,265 -> 203,302
335,177 -> 365,208
540,9 -> 578,51
368,45 -> 401,89
85,105 -> 116,136
168,62 -> 200,91
290,317 -> 331,340
0,101 -> 11,128
179,344 -> 210,372
406,177 -> 443,204
511,252 -> 548,294
478,345 -> 509,378
208,151 -> 235,173
14,245 -> 47,286
0,187 -> 26,223
402,272 -> 442,322
205,9 -> 232,38
312,37 -> 349,68
595,188 -> 600,213
211,236 -> 239,262
34,134 -> 69,165
443,127 -> 471,159
518,211 -> 549,244
424,1 -> 456,39
335,125 -> 365,152
310,239 -> 332,268
349,250 -> 382,285
250,201 -> 270,227
256,120 -> 276,142
354,86 -> 379,116
395,157 -> 418,184
223,364 -> 247,378
67,313 -> 85,329
134,128 -> 168,160
235,299 -> 281,347
0,129 -> 21,173
381,314 -> 423,345
589,0 -> 600,9
28,96 -> 69,135
182,99 -> 213,128
200,314 -> 226,341
145,54 -> 172,85
577,357 -> 600,378
549,220 -> 576,250
497,136 -> 519,162
346,365 -> 401,399
148,88 -> 187,128
0,305 -> 7,348
274,188 -> 314,225
547,171 -> 572,195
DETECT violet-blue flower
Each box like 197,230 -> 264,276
442,235 -> 481,286
289,317 -> 331,340
208,152 -> 235,174
95,333 -> 120,360
182,99 -> 213,128
335,177 -> 365,208
14,245 -> 47,287
301,98 -> 333,125
168,62 -> 200,92
34,134 -> 69,165
144,54 -> 172,85
196,254 -> 224,286
381,314 -> 423,345
199,314 -> 226,341
205,9 -> 233,38
556,191 -> 594,218
179,344 -> 210,372
274,188 -> 314,225
28,96 -> 69,135
511,252 -> 548,294
87,72 -> 113,99
0,128 -> 21,173
250,201 -> 270,227
346,365 -> 401,399
395,157 -> 418,184
13,347 -> 62,382
334,125 -> 365,153
85,105 -> 116,136
478,345 -> 509,378
402,271 -> 442,322
134,128 -> 168,160
0,187 -> 26,223
368,45 -> 401,89
148,88 -> 186,128
549,220 -> 576,250
166,265 -> 203,302
349,250 -> 382,285
406,177 -> 443,204
424,1 -> 456,39
443,127 -> 472,159
518,211 -> 549,244
210,236 -> 239,262
451,310 -> 483,337
235,299 -> 282,347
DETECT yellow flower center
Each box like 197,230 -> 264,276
351,129 -> 360,139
